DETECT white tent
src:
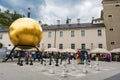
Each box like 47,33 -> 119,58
90,48 -> 110,54
110,48 -> 120,53
61,48 -> 76,53
44,48 -> 61,52
7,46 -> 21,51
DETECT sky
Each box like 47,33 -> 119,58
0,0 -> 103,25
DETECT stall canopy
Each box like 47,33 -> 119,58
44,48 -> 61,52
110,48 -> 120,53
90,48 -> 110,54
61,48 -> 76,53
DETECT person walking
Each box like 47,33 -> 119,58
76,51 -> 81,64
67,53 -> 71,64
106,54 -> 111,62
25,51 -> 29,64
17,51 -> 21,65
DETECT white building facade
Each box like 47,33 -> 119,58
0,29 -> 13,49
0,20 -> 107,52
40,21 -> 107,51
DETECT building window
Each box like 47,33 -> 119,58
71,31 -> 75,37
0,34 -> 2,39
48,44 -> 51,48
98,30 -> 102,36
48,32 -> 52,38
41,43 -> 44,48
71,44 -> 75,49
59,44 -> 63,49
60,31 -> 63,37
109,28 -> 113,31
8,44 -> 11,46
98,44 -> 103,48
115,4 -> 120,7
91,43 -> 93,49
37,44 -> 40,47
81,43 -> 85,49
108,15 -> 112,17
81,30 -> 85,37
98,20 -> 100,22
111,42 -> 115,45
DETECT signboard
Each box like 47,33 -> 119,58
0,47 -> 7,59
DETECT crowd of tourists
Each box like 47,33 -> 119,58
6,49 -> 112,66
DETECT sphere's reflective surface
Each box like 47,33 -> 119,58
9,18 -> 43,49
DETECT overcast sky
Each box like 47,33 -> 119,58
0,0 -> 103,25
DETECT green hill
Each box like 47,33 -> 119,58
0,10 -> 25,28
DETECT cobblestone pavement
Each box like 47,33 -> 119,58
0,59 -> 120,80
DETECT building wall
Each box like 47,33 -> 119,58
0,32 -> 13,48
93,20 -> 104,24
41,30 -> 55,49
0,26 -> 107,52
40,27 -> 107,51
103,0 -> 120,50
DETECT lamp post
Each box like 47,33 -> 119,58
27,8 -> 30,18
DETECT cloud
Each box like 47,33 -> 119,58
0,0 -> 45,18
0,5 -> 8,12
40,0 -> 103,24
0,0 -> 103,25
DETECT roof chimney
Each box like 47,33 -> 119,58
39,20 -> 42,24
92,17 -> 94,20
77,19 -> 80,24
66,18 -> 71,25
68,19 -> 71,25
57,20 -> 60,26
91,17 -> 94,24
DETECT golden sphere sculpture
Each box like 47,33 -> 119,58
9,18 -> 43,49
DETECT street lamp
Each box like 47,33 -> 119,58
27,8 -> 30,18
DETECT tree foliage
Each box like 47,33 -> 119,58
0,10 -> 25,27
0,42 -> 3,48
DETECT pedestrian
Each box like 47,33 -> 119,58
25,51 -> 29,64
32,52 -> 37,61
76,51 -> 81,64
17,51 -> 21,65
37,51 -> 40,62
107,54 -> 111,62
67,52 -> 71,64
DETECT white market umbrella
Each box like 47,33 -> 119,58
61,48 -> 76,53
44,48 -> 61,52
110,48 -> 120,53
90,48 -> 110,54
7,46 -> 21,51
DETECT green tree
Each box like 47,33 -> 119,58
0,42 -> 3,48
0,10 -> 25,28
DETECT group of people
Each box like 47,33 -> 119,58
16,50 -> 89,65
76,50 -> 90,64
8,50 -> 78,65
16,51 -> 44,65
93,53 -> 111,62
7,49 -> 112,66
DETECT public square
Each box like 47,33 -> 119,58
0,0 -> 120,80
0,60 -> 120,80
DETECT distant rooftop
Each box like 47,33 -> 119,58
43,23 -> 105,30
0,23 -> 105,32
